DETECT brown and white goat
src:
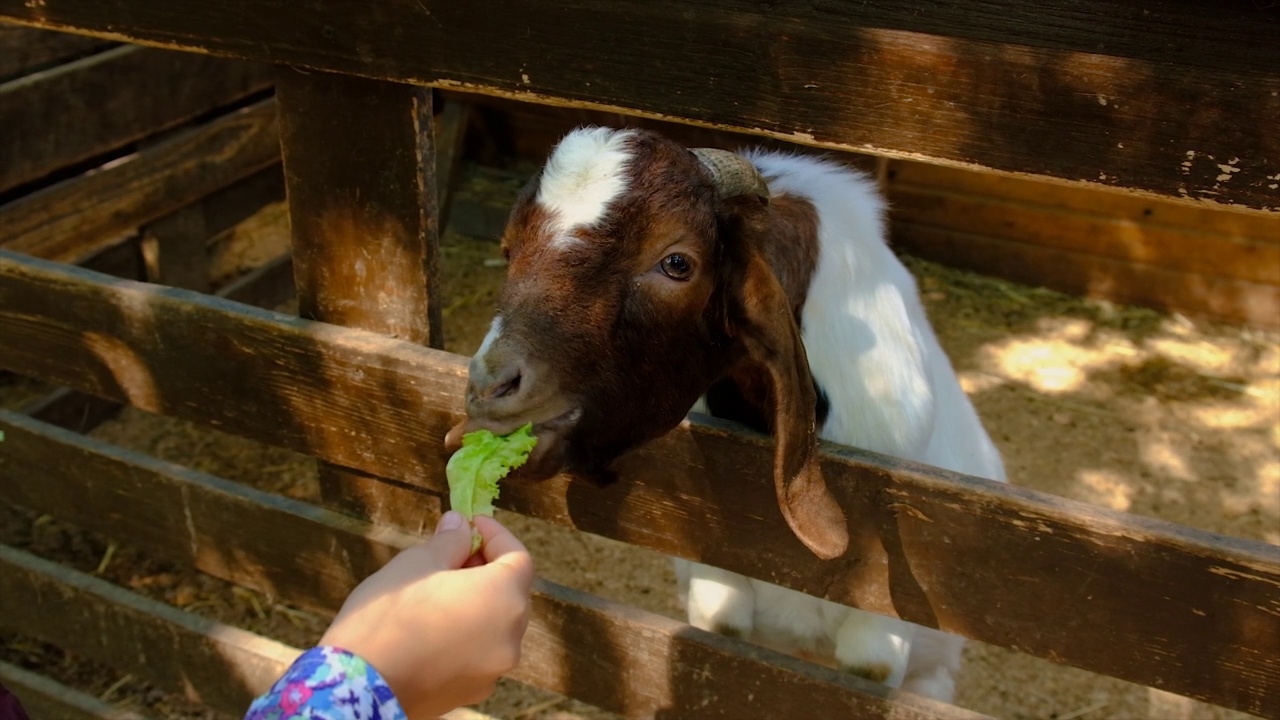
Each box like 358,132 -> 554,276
446,127 -> 1007,700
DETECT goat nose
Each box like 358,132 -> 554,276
467,356 -> 533,414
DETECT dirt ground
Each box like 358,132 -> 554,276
1,163 -> 1277,720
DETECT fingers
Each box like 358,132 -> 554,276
415,511 -> 475,571
473,515 -> 535,591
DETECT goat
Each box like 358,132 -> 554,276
446,126 -> 1007,701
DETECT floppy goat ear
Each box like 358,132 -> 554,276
731,249 -> 850,560
694,147 -> 849,560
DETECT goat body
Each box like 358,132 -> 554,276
452,128 -> 1007,703
677,150 -> 1006,700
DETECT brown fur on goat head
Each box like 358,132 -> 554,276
447,128 -> 849,559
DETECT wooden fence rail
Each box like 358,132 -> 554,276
0,661 -> 151,720
0,1 -> 1276,210
0,44 -> 271,194
0,99 -> 280,265
1,251 -> 1277,716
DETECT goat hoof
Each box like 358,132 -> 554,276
711,623 -> 747,639
839,662 -> 893,684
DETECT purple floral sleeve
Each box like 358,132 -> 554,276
245,646 -> 406,720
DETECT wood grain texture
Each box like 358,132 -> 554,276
0,24 -> 112,81
0,251 -> 1276,714
19,249 -> 294,434
0,411 -> 987,720
277,69 -> 442,529
891,222 -> 1280,329
0,544 -> 302,716
0,44 -> 272,193
0,99 -> 280,264
0,1 -> 1275,209
0,661 -> 152,720
889,186 -> 1280,286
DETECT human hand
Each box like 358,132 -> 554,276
320,511 -> 534,719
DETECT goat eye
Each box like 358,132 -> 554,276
659,253 -> 694,280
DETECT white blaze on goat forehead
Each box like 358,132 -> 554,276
475,316 -> 503,369
537,127 -> 637,245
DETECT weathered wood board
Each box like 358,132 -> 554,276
0,44 -> 272,193
0,100 -> 280,264
0,252 -> 1276,715
0,1 -> 1275,209
0,24 -> 112,81
0,544 -> 302,715
0,661 -> 152,720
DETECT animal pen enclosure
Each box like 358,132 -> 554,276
0,3 -> 1278,720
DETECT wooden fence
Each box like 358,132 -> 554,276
0,3 -> 1277,719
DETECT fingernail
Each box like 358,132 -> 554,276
436,511 -> 464,534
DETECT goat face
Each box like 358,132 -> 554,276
446,127 -> 849,559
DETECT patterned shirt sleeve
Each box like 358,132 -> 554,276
244,646 -> 407,720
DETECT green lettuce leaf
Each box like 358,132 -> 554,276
446,423 -> 537,525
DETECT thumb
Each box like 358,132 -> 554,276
420,510 -> 474,571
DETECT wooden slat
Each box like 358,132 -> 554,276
0,99 -> 280,264
7,237 -> 143,429
887,160 -> 1280,242
0,251 -> 1277,714
0,44 -> 272,193
0,544 -> 301,716
0,411 -> 985,720
888,185 -> 1280,286
0,24 -> 113,81
892,222 -> 1280,329
19,250 -> 294,433
277,68 -> 442,529
0,1 -> 1276,209
0,662 -> 152,720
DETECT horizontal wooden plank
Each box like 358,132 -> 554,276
887,160 -> 1280,242
0,661 -> 152,720
892,222 -> 1280,329
0,99 -> 280,264
0,411 -> 984,720
0,44 -> 272,193
0,24 -> 113,81
0,251 -> 1277,714
888,185 -> 1280,286
19,249 -> 292,433
0,544 -> 302,716
0,1 -> 1275,209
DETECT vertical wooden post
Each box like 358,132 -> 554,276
276,68 -> 443,533
140,203 -> 213,293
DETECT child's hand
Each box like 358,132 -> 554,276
321,511 -> 534,718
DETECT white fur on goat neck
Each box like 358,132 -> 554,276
681,150 -> 1007,703
536,127 -> 637,246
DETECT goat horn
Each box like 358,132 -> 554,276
692,148 -> 770,200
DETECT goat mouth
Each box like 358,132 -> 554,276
444,406 -> 582,480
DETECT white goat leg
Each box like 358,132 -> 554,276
676,559 -> 757,638
834,610 -> 915,687
899,627 -> 964,702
